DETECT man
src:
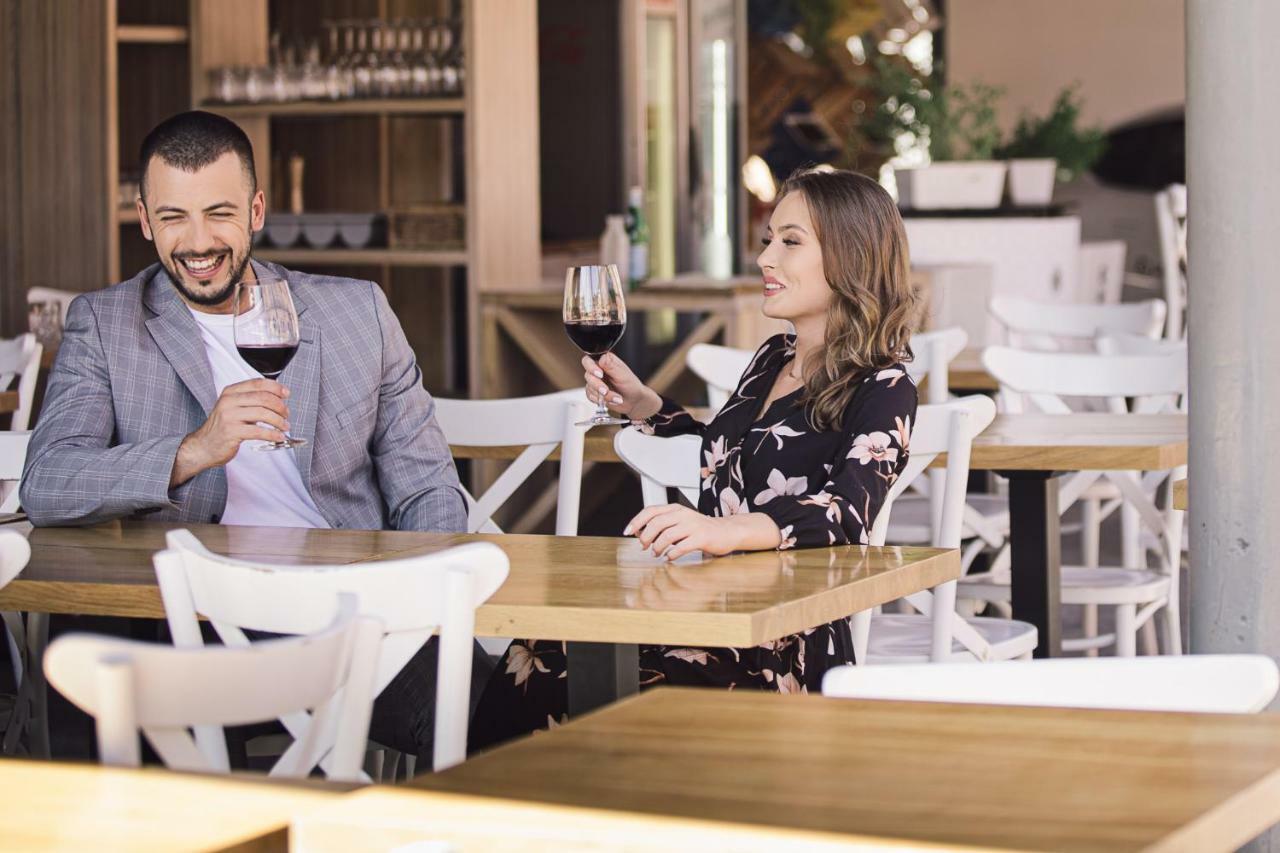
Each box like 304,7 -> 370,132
22,110 -> 475,763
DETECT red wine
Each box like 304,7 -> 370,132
564,320 -> 625,357
237,344 -> 298,378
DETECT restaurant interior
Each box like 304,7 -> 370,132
2,0 -> 1277,850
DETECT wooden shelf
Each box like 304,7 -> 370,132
117,206 -> 140,224
254,248 -> 468,267
205,99 -> 465,118
116,25 -> 189,44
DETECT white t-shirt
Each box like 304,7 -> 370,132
187,308 -> 330,529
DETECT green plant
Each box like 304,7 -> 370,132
859,58 -> 1004,162
997,85 -> 1107,181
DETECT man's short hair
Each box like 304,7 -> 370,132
139,111 -> 257,201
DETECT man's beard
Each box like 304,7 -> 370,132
163,245 -> 252,307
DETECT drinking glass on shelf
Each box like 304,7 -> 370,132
233,277 -> 307,451
563,265 -> 628,427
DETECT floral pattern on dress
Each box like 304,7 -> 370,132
468,334 -> 916,754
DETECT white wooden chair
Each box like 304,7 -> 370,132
26,286 -> 77,323
434,389 -> 591,536
0,531 -> 32,756
989,296 -> 1166,353
1077,240 -> 1127,305
969,347 -> 1188,657
435,389 -> 588,660
0,335 -> 43,432
45,591 -> 381,781
686,343 -> 753,414
1154,183 -> 1188,340
614,396 -> 1037,664
1096,331 -> 1188,359
823,655 -> 1279,713
0,434 -> 41,756
155,528 -> 509,773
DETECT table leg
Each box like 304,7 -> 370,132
566,642 -> 639,717
1002,471 -> 1062,658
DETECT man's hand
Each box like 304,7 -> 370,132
170,379 -> 291,488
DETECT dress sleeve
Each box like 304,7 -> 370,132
635,395 -> 706,437
754,367 -> 918,549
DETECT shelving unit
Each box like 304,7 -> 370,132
209,98 -> 465,117
255,248 -> 467,267
115,24 -> 189,44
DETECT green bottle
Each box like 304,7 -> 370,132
626,185 -> 650,290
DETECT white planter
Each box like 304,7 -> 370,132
1007,158 -> 1058,206
896,162 -> 1008,210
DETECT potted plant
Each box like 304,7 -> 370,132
997,85 -> 1107,206
862,59 -> 1007,209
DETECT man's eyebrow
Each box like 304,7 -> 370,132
203,201 -> 239,212
152,205 -> 188,215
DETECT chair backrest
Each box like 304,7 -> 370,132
988,296 -> 1166,350
982,346 -> 1186,415
0,431 -> 31,513
0,529 -> 30,590
1095,331 -> 1187,358
434,389 -> 592,535
1154,183 -> 1187,340
155,528 -> 510,772
686,343 -> 753,413
614,430 -> 702,507
45,592 -> 382,780
26,287 -> 78,317
1077,240 -> 1127,305
906,327 -> 968,404
0,335 -> 43,431
823,655 -> 1279,713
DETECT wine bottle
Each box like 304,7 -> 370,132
625,185 -> 650,290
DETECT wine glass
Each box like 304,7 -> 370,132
233,277 -> 307,451
563,264 -> 628,427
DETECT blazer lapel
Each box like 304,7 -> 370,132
143,268 -> 218,414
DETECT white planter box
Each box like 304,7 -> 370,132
1008,158 -> 1058,206
896,162 -> 1008,210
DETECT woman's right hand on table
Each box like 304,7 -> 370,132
582,353 -> 663,420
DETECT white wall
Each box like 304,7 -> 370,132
945,0 -> 1185,133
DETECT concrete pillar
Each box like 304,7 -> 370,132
1187,0 -> 1280,698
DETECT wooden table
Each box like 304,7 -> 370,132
0,758 -> 339,852
1174,478 -> 1188,510
1,521 -> 958,715
414,687 -> 1280,852
452,412 -> 1189,658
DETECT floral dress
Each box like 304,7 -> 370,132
468,333 -> 917,750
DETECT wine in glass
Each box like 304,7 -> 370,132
564,264 -> 628,427
233,277 -> 307,451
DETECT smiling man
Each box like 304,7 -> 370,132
21,111 -> 475,765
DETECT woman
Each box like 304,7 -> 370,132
469,168 -> 918,747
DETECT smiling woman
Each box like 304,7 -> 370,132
136,111 -> 265,310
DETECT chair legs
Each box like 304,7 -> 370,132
1114,604 -> 1138,657
1082,605 -> 1099,658
851,611 -> 871,665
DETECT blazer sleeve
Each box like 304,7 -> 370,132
366,283 -> 469,532
753,369 -> 918,549
20,297 -> 201,525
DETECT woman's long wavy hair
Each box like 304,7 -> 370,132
778,168 -> 918,431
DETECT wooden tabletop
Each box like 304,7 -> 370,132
0,758 -> 338,852
415,687 -> 1280,852
0,522 -> 958,647
1174,478 -> 1188,510
453,413 -> 1189,473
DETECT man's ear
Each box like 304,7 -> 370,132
250,189 -> 266,233
137,197 -> 153,242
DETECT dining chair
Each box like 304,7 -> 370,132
45,592 -> 381,781
823,655 -> 1278,714
0,531 -> 32,756
0,334 -> 43,432
686,343 -> 753,414
988,296 -> 1166,353
614,395 -> 1036,664
1077,240 -> 1127,305
434,389 -> 591,536
1154,183 -> 1188,340
972,347 -> 1188,657
155,528 -> 509,774
0,434 -> 42,757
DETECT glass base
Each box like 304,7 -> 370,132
254,436 -> 308,451
576,414 -> 631,427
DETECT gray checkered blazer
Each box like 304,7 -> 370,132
21,260 -> 467,532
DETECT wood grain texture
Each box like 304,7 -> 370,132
1,522 -> 957,647
415,687 -> 1280,853
1174,478 -> 1187,511
0,758 -> 336,852
452,413 -> 1189,473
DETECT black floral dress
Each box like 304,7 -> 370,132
468,333 -> 917,749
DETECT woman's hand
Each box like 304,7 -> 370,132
582,352 -> 663,420
625,504 -> 783,560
